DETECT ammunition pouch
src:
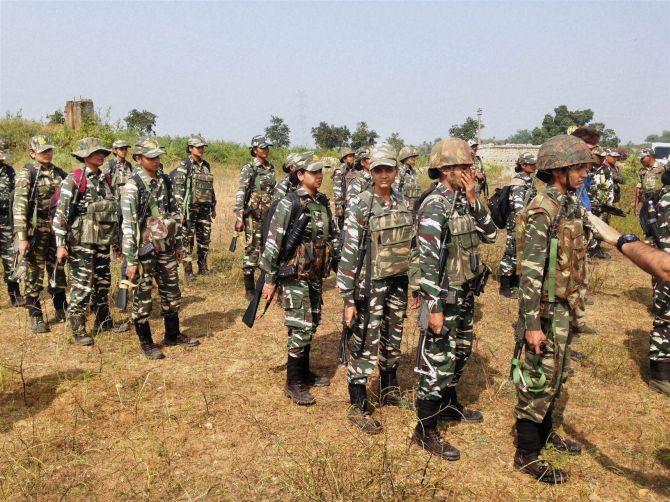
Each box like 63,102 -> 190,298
76,199 -> 119,246
140,215 -> 177,256
248,191 -> 273,221
281,238 -> 333,282
191,172 -> 214,205
369,204 -> 414,280
446,212 -> 483,287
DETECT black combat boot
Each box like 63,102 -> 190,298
70,316 -> 93,346
26,296 -> 49,333
243,269 -> 255,301
93,305 -> 129,334
52,290 -> 68,323
510,273 -> 520,289
135,321 -> 165,360
197,256 -> 212,276
284,354 -> 315,405
302,344 -> 330,387
379,368 -> 402,406
163,315 -> 200,347
347,383 -> 383,434
412,399 -> 460,461
499,275 -> 517,299
649,360 -> 670,396
514,419 -> 568,484
539,410 -> 581,455
439,386 -> 483,423
7,281 -> 25,307
183,261 -> 195,282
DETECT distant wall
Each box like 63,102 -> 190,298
65,99 -> 94,129
479,143 -> 540,177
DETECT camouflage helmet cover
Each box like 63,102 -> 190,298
338,146 -> 355,161
369,143 -> 398,170
398,146 -> 419,162
71,137 -> 111,160
536,134 -> 594,172
429,138 -> 474,169
112,139 -> 130,149
133,136 -> 166,159
187,134 -> 207,148
0,139 -> 11,161
517,152 -> 537,165
29,135 -> 55,153
355,147 -> 371,162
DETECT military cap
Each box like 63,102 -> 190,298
303,160 -> 325,173
429,138 -> 473,170
369,144 -> 397,170
187,134 -> 207,148
282,152 -> 300,173
468,139 -> 479,148
133,136 -> 165,158
537,135 -> 594,173
291,151 -> 315,172
604,149 -> 620,158
71,137 -> 111,160
355,147 -> 371,162
0,139 -> 11,161
398,146 -> 419,162
593,146 -> 606,157
638,148 -> 654,160
250,135 -> 272,149
517,152 -> 537,165
338,146 -> 355,162
112,139 -> 130,149
29,135 -> 55,153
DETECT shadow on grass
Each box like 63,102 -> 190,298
0,369 -> 86,433
181,294 -> 206,308
182,308 -> 245,338
656,448 -> 670,469
624,286 -> 653,309
563,423 -> 670,498
625,328 -> 650,382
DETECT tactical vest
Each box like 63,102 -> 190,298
248,165 -> 275,220
367,195 -> 414,281
77,199 -> 119,246
516,192 -> 587,310
343,168 -> 360,195
400,167 -> 422,199
445,210 -> 484,288
641,165 -> 662,194
192,171 -> 214,204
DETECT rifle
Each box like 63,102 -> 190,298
231,166 -> 258,251
229,232 -> 240,252
593,202 -> 626,218
242,206 -> 310,328
115,258 -> 133,311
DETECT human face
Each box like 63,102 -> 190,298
34,149 -> 53,165
297,169 -> 323,192
139,155 -> 161,176
567,163 -> 590,189
642,155 -> 655,168
84,150 -> 107,170
370,165 -> 397,190
442,165 -> 469,189
255,146 -> 269,161
405,156 -> 417,167
360,158 -> 371,171
115,146 -> 128,160
522,163 -> 537,175
344,154 -> 355,165
190,145 -> 205,160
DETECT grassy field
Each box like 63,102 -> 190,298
0,147 -> 668,499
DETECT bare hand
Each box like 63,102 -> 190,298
262,284 -> 276,301
56,246 -> 68,264
524,329 -> 547,355
234,220 -> 245,232
428,311 -> 444,336
344,305 -> 357,327
410,296 -> 421,310
586,212 -> 621,246
462,168 -> 477,204
18,239 -> 29,256
125,265 -> 138,281
175,249 -> 185,261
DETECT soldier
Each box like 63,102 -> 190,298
121,137 -> 199,359
273,152 -> 313,202
396,146 -> 422,216
588,148 -> 613,259
499,153 -> 537,298
260,160 -> 337,405
338,144 -> 414,434
13,135 -> 68,333
635,148 -> 664,215
468,139 -> 487,196
104,140 -> 134,197
53,137 -> 128,345
332,146 -> 357,231
173,134 -> 217,279
607,149 -> 626,204
345,147 -> 371,206
513,134 -> 594,483
411,138 -> 497,460
0,140 -> 24,306
234,136 -> 276,300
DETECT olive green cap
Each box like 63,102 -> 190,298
71,137 -> 111,161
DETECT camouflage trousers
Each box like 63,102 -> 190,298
24,225 -> 66,297
515,302 -> 573,423
184,203 -> 212,263
281,278 -> 323,358
347,275 -> 408,385
416,289 -> 476,401
243,215 -> 262,270
499,223 -> 517,277
0,223 -> 15,283
68,244 -> 111,321
651,280 -> 670,362
131,250 -> 181,324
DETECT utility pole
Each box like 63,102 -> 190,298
476,107 -> 482,144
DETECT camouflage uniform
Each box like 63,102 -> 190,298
0,141 -> 23,306
173,135 -> 216,274
273,152 -> 312,203
346,170 -> 372,206
332,146 -> 357,230
104,155 -> 134,197
499,172 -> 537,277
396,146 -> 422,217
637,160 -> 664,200
13,136 -> 68,328
589,162 -> 615,215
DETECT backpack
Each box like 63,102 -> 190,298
10,163 -> 67,229
49,168 -> 113,223
413,182 -> 439,215
487,185 -> 513,229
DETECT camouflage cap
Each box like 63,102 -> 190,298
355,147 -> 371,162
593,146 -> 606,157
187,134 -> 207,148
250,135 -> 272,149
369,144 -> 398,170
133,136 -> 165,158
338,146 -> 355,161
291,151 -> 314,172
71,137 -> 111,160
398,146 -> 419,162
429,138 -> 473,169
604,149 -> 620,158
536,134 -> 594,172
112,139 -> 130,149
517,152 -> 537,165
282,152 -> 300,173
638,148 -> 654,160
468,139 -> 479,148
29,135 -> 55,153
0,139 -> 11,161
303,160 -> 325,173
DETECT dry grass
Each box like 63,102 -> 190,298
0,165 -> 668,500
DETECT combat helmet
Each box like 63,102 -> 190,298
535,134 -> 593,183
338,146 -> 355,162
398,146 -> 419,163
428,138 -> 472,179
369,144 -> 397,170
0,139 -> 11,161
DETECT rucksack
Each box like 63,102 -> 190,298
413,182 -> 439,215
487,185 -> 513,229
9,163 -> 67,229
49,168 -> 113,223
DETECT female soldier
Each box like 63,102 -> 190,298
259,160 -> 337,406
338,144 -> 414,434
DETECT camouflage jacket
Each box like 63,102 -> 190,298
508,172 -> 537,225
588,163 -> 614,206
346,170 -> 372,207
337,188 -> 412,307
0,162 -> 15,224
103,157 -> 134,196
332,162 -> 356,211
395,164 -> 422,203
655,186 -> 670,252
473,155 -> 486,194
416,184 -> 497,312
121,169 -> 182,266
173,156 -> 216,206
52,167 -> 116,247
13,162 -> 67,240
273,176 -> 298,203
637,161 -> 664,193
234,158 -> 276,217
259,187 -> 337,283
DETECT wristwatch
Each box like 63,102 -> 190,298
616,233 -> 639,252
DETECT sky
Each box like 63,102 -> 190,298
1,0 -> 668,146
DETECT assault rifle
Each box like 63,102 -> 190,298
230,167 -> 257,252
593,201 -> 626,218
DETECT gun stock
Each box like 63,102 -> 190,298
242,270 -> 267,328
229,233 -> 238,253
337,321 -> 350,366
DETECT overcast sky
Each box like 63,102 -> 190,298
1,0 -> 668,146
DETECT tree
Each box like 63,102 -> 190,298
645,130 -> 670,143
386,132 -> 405,153
351,122 -> 379,149
507,129 -> 533,144
264,115 -> 290,147
449,116 -> 480,141
529,105 -> 593,144
46,109 -> 65,125
418,137 -> 442,155
311,122 -> 351,149
590,122 -> 619,148
124,109 -> 157,135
